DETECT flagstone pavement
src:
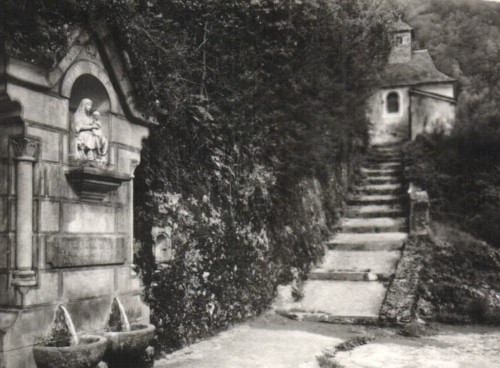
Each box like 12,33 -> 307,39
154,312 -> 500,368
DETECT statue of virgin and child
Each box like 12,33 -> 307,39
73,98 -> 109,161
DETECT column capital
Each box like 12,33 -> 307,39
11,137 -> 40,161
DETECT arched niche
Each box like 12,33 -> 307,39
61,61 -> 120,114
69,74 -> 111,163
70,74 -> 110,112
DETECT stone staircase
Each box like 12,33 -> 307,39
276,143 -> 408,324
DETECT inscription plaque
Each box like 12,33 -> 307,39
46,236 -> 126,268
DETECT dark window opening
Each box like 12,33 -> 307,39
387,92 -> 400,113
396,36 -> 403,45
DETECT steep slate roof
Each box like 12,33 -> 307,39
381,49 -> 455,87
393,19 -> 413,32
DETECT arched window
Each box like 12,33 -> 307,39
386,92 -> 400,113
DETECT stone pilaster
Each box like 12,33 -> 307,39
11,137 -> 39,287
129,159 -> 140,276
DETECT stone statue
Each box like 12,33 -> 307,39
74,98 -> 109,161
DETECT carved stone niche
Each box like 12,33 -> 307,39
69,75 -> 111,163
65,74 -> 130,200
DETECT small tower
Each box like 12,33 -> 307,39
388,19 -> 413,64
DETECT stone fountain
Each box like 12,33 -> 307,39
103,298 -> 155,367
0,21 -> 156,368
32,306 -> 108,368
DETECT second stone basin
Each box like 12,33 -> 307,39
33,335 -> 108,368
103,323 -> 155,360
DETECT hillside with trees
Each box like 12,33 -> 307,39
393,0 -> 500,246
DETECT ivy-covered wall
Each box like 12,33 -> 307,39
3,0 -> 392,352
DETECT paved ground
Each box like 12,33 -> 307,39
335,325 -> 500,368
154,313 -> 344,368
153,312 -> 500,368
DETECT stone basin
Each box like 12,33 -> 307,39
103,323 -> 155,361
33,335 -> 108,368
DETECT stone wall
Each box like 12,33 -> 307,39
379,235 -> 432,324
410,90 -> 456,139
367,87 -> 410,145
380,150 -> 433,324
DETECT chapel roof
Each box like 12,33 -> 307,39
393,19 -> 413,32
381,49 -> 455,87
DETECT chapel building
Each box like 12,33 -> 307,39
367,19 -> 457,145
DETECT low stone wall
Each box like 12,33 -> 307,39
379,235 -> 433,324
380,146 -> 432,324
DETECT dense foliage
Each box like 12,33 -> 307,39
417,224 -> 500,325
404,133 -> 500,246
3,0 -> 392,350
129,0 -> 391,350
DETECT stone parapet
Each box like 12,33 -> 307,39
408,183 -> 430,236
379,235 -> 433,324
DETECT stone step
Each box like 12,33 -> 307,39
327,232 -> 407,251
342,217 -> 406,233
368,153 -> 401,159
309,271 -> 380,281
345,204 -> 404,218
369,148 -> 402,154
361,167 -> 400,175
364,162 -> 402,170
362,176 -> 400,184
275,280 -> 387,318
348,194 -> 402,205
353,183 -> 403,195
369,149 -> 401,155
366,156 -> 402,163
275,310 -> 379,325
371,142 -> 404,149
310,250 -> 401,280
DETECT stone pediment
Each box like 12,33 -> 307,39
4,22 -> 156,127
